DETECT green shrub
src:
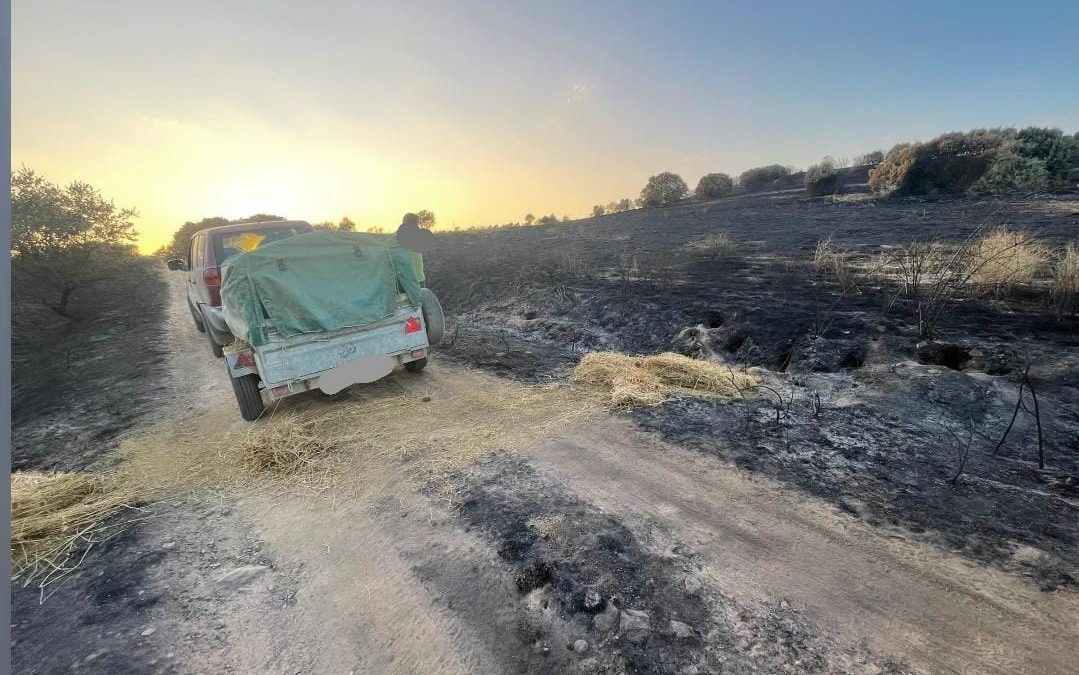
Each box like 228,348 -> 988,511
639,172 -> 689,207
868,127 -> 1077,196
695,173 -> 734,199
805,158 -> 843,196
971,152 -> 1049,194
1014,127 -> 1079,180
738,164 -> 791,191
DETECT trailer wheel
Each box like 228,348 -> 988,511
405,357 -> 427,372
230,371 -> 265,421
420,288 -> 445,346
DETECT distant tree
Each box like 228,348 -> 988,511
562,215 -> 570,222
695,173 -> 734,199
639,172 -> 689,207
313,221 -> 337,231
338,216 -> 357,231
524,213 -> 535,226
617,198 -> 633,212
592,204 -> 606,217
11,167 -> 141,318
416,209 -> 436,230
158,214 -> 285,260
366,226 -> 385,233
738,164 -> 791,191
853,150 -> 884,167
536,213 -> 559,225
233,214 -> 286,225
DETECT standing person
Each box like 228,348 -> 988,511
395,212 -> 434,286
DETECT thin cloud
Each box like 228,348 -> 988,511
566,83 -> 595,105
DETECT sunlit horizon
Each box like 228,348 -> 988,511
14,1 -> 1079,253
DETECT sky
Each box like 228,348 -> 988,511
13,0 -> 1079,252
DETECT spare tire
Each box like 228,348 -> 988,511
420,288 -> 445,346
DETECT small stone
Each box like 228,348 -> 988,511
161,542 -> 176,550
620,609 -> 651,643
669,620 -> 694,639
683,576 -> 702,595
672,544 -> 698,558
573,639 -> 589,654
583,589 -> 604,611
140,627 -> 156,637
215,564 -> 269,589
593,603 -> 621,632
780,599 -> 791,610
421,396 -> 432,403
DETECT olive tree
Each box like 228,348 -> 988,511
695,173 -> 734,199
639,172 -> 688,207
11,167 -> 140,318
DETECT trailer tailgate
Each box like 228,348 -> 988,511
254,306 -> 429,386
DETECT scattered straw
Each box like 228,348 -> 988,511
574,351 -> 757,406
114,367 -> 599,505
11,471 -> 140,595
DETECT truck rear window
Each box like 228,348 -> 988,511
214,226 -> 311,264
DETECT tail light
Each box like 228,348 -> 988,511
204,267 -> 222,306
405,317 -> 422,334
235,352 -> 254,368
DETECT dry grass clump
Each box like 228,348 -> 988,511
11,471 -> 138,591
813,236 -> 858,290
969,227 -> 1049,289
1052,244 -> 1079,317
687,232 -> 738,259
574,351 -> 757,406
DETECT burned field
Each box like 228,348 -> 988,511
11,259 -> 170,473
428,191 -> 1079,591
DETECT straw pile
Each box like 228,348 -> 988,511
574,351 -> 757,405
11,471 -> 137,588
234,416 -> 331,474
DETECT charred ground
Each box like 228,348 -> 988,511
428,190 -> 1079,589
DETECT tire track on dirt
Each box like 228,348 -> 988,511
524,416 -> 1079,675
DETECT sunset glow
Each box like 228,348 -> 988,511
14,1 -> 1079,252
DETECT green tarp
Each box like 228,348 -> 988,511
221,230 -> 423,347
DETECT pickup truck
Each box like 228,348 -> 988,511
200,229 -> 443,420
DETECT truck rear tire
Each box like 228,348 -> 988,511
420,288 -> 445,346
405,357 -> 427,372
230,372 -> 265,421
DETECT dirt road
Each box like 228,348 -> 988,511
13,271 -> 1079,674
